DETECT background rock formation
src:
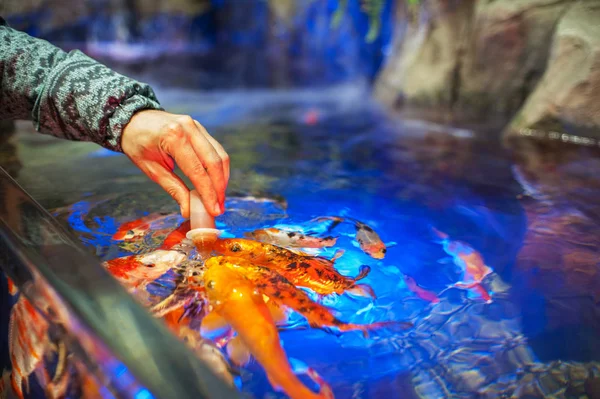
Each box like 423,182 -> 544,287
374,0 -> 600,139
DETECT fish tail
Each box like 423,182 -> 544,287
306,368 -> 335,399
471,284 -> 492,303
330,249 -> 345,263
354,265 -> 371,282
312,216 -> 345,234
346,283 -> 376,299
430,226 -> 449,242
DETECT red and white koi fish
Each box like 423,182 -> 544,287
112,212 -> 174,241
314,216 -> 387,259
245,227 -> 338,248
432,228 -> 493,303
103,250 -> 187,290
403,275 -> 440,304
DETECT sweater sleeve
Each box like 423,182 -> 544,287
0,19 -> 163,152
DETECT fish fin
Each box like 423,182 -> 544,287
437,257 -> 454,265
354,265 -> 371,282
384,241 -> 397,248
346,283 -> 376,299
330,249 -> 345,262
318,326 -> 343,337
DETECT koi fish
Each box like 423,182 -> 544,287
8,296 -> 50,399
103,250 -> 187,290
112,212 -> 172,241
212,238 -> 374,298
245,227 -> 338,248
315,216 -> 387,259
203,264 -> 334,399
403,275 -> 440,304
159,220 -> 192,250
432,228 -> 493,303
204,257 -> 411,336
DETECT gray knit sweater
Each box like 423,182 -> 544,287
0,17 -> 163,152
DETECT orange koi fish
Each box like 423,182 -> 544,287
103,250 -> 186,290
314,216 -> 387,259
159,220 -> 191,250
403,275 -> 440,304
245,227 -> 338,248
112,212 -> 172,241
8,296 -> 50,399
204,257 -> 411,336
212,238 -> 374,298
432,228 -> 493,303
203,265 -> 334,399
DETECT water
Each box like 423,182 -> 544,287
3,83 -> 600,398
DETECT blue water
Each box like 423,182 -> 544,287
7,86 -> 600,398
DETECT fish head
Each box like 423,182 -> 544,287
112,219 -> 149,240
203,260 -> 257,304
365,243 -> 386,259
212,238 -> 257,257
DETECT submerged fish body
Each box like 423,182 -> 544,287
245,227 -> 338,248
432,228 -> 493,302
403,275 -> 440,304
205,257 -> 410,336
314,216 -> 387,259
212,238 -> 374,298
203,264 -> 334,399
103,249 -> 186,289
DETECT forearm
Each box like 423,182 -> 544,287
0,21 -> 162,152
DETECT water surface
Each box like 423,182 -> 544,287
3,84 -> 600,398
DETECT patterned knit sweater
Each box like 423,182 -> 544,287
0,17 -> 163,152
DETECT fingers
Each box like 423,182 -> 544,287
140,161 -> 191,218
155,116 -> 230,217
186,124 -> 227,211
194,121 -> 230,184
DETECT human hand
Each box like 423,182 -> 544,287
121,110 -> 229,218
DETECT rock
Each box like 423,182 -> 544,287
504,2 -> 600,140
374,0 -> 576,125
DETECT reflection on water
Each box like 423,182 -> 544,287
3,85 -> 600,398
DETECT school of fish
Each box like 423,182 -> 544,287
3,207 -> 497,399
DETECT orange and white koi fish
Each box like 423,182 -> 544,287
103,250 -> 186,290
432,228 -> 493,303
212,238 -> 374,298
8,296 -> 50,399
245,227 -> 338,248
203,257 -> 410,336
203,264 -> 334,399
314,216 -> 387,259
112,212 -> 173,241
403,275 -> 440,304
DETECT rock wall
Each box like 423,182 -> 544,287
374,0 -> 600,139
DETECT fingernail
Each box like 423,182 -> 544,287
214,203 -> 222,215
